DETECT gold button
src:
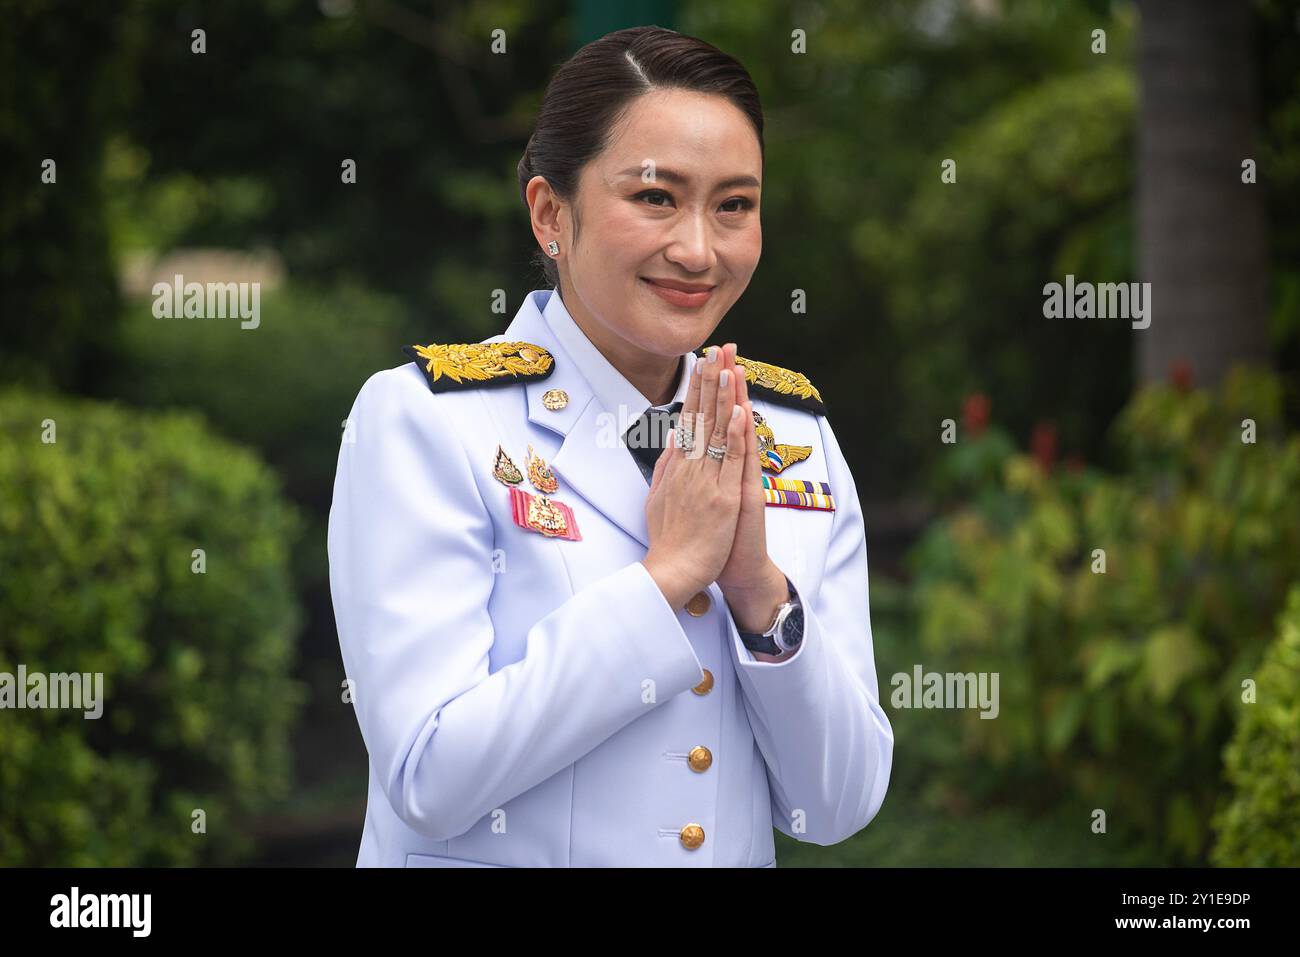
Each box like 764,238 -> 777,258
541,388 -> 568,410
688,746 -> 712,772
686,591 -> 711,616
679,824 -> 705,850
692,669 -> 714,695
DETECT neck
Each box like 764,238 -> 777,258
556,283 -> 682,406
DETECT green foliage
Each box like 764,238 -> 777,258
0,0 -> 138,391
907,365 -> 1300,862
866,64 -> 1138,480
107,280 -> 415,508
98,0 -> 565,314
0,389 -> 304,865
106,279 -> 418,597
1211,582 -> 1300,866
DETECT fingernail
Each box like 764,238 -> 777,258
720,369 -> 729,387
692,357 -> 702,378
731,404 -> 741,420
708,346 -> 718,363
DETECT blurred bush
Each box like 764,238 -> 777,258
905,364 -> 1300,862
107,279 -> 415,505
105,279 -> 417,590
861,65 -> 1138,480
1211,581 -> 1300,866
0,389 -> 303,865
0,1 -> 134,393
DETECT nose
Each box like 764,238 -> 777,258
664,209 -> 717,274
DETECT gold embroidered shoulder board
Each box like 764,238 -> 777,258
695,350 -> 826,415
402,340 -> 556,393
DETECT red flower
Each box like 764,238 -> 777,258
1169,359 -> 1194,393
963,393 -> 990,437
1031,421 -> 1058,472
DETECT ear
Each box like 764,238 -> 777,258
525,175 -> 564,255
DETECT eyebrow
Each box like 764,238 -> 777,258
617,166 -> 761,191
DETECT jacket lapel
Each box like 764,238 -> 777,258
501,293 -> 652,549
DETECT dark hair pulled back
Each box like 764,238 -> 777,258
517,25 -> 764,287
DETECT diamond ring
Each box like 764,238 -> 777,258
706,443 -> 727,461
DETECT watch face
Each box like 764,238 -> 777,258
781,603 -> 804,648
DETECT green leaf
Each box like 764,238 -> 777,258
1045,689 -> 1087,754
1143,626 -> 1210,703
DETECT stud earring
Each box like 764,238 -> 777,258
546,241 -> 559,256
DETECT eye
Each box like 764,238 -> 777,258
635,189 -> 673,207
720,196 -> 755,213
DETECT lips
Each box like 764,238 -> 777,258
641,277 -> 716,308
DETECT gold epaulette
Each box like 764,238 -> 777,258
401,340 -> 556,393
694,349 -> 826,415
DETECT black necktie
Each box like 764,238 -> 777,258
624,401 -> 684,484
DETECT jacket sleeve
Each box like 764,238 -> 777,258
327,366 -> 706,842
722,411 -> 894,846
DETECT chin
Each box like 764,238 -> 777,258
640,309 -> 717,352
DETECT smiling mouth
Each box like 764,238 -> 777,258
640,277 -> 717,308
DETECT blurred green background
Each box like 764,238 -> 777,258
2,0 -> 1298,866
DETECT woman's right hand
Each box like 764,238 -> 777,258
641,342 -> 750,609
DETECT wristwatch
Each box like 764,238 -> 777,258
736,575 -> 804,656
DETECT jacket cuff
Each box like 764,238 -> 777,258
615,561 -> 707,694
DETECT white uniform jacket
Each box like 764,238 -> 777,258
327,287 -> 893,867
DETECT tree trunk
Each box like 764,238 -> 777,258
1136,0 -> 1270,387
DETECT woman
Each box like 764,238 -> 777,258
327,25 -> 893,867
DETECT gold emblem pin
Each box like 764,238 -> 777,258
492,445 -> 523,486
526,492 -> 568,535
526,443 -> 559,494
753,410 -> 813,473
508,487 -> 582,541
542,388 -> 569,411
